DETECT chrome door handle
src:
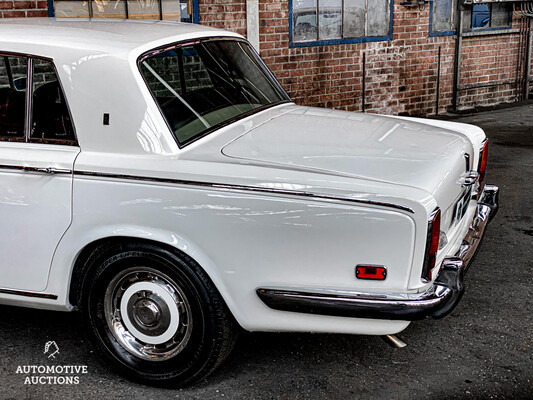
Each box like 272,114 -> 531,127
23,166 -> 71,175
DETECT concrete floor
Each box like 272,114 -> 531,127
1,104 -> 532,399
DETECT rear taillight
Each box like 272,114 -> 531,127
421,208 -> 441,282
478,139 -> 489,185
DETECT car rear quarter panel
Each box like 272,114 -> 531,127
49,175 -> 416,335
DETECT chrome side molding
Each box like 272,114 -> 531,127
0,288 -> 58,300
74,170 -> 414,213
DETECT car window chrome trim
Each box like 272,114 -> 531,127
0,288 -> 58,300
73,170 -> 414,213
24,57 -> 33,142
137,36 -> 292,149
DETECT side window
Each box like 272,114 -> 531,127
0,55 -> 27,140
31,59 -> 75,143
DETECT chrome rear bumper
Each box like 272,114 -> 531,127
257,185 -> 499,321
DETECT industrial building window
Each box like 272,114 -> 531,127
290,0 -> 392,46
431,0 -> 456,34
431,0 -> 512,35
464,3 -> 512,30
51,0 -> 198,22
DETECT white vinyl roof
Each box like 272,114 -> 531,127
0,18 -> 242,59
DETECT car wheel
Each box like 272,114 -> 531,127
80,242 -> 237,387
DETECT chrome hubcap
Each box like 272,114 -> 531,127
104,267 -> 192,361
134,298 -> 161,327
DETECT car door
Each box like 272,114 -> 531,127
0,54 -> 79,292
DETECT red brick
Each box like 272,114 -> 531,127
13,1 -> 35,9
0,1 -> 14,10
2,10 -> 25,16
26,9 -> 46,16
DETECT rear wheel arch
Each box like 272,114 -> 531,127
70,236 -> 239,386
69,237 -> 223,312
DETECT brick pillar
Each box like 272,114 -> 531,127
1,0 -> 48,18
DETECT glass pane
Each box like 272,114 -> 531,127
462,7 -> 472,30
433,0 -> 453,32
31,59 -> 75,142
472,4 -> 490,28
367,0 -> 389,36
491,3 -> 510,28
141,40 -> 289,144
54,0 -> 195,21
128,0 -> 159,19
319,0 -> 342,40
182,47 -> 212,92
161,0 -> 191,21
0,56 -> 27,139
344,0 -> 365,38
161,0 -> 178,20
180,0 -> 192,22
54,0 -> 90,18
293,0 -> 317,42
142,53 -> 184,98
92,0 -> 126,18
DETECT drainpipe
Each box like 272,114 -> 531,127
452,0 -> 464,112
525,19 -> 532,99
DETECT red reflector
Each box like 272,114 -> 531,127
356,265 -> 387,280
478,140 -> 489,185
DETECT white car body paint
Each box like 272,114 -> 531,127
0,19 -> 492,336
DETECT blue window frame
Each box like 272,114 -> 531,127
48,0 -> 199,23
429,0 -> 512,37
289,0 -> 393,48
429,0 -> 456,37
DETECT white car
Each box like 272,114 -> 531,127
0,18 -> 498,387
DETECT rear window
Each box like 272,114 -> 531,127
140,39 -> 290,146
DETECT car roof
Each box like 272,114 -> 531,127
0,18 -> 242,58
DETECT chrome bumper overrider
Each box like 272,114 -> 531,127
256,185 -> 499,321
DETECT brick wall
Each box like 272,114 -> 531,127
2,0 -> 530,114
459,33 -> 521,109
0,0 -> 47,18
199,0 -> 246,36
252,0 -> 525,115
